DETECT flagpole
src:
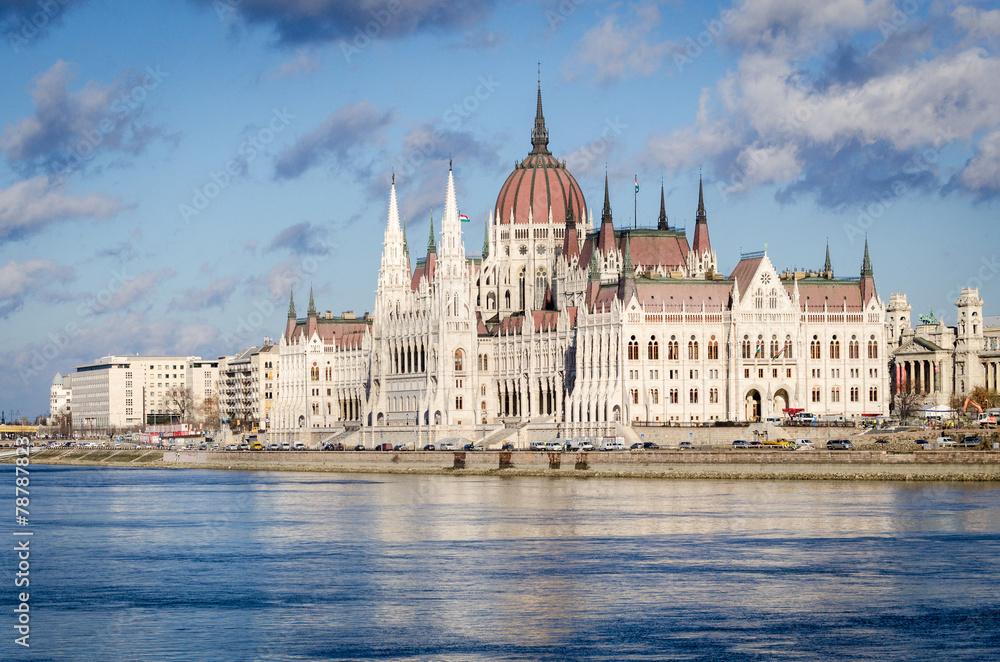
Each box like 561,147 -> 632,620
634,173 -> 637,229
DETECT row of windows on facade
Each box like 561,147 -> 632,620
629,388 -> 722,405
628,337 -> 721,361
812,386 -> 879,402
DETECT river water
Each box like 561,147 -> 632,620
4,465 -> 999,661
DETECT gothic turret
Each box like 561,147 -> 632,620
657,183 -> 668,231
285,290 -> 296,339
598,173 -> 615,255
530,76 -> 549,155
562,195 -> 580,262
686,175 -> 717,278
824,242 -> 833,278
860,238 -> 876,304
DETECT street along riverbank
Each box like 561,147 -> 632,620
8,447 -> 1000,481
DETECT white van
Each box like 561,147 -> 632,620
543,440 -> 564,451
600,436 -> 627,451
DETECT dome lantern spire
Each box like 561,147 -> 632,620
530,65 -> 550,155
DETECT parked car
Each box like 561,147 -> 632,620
423,444 -> 436,451
960,436 -> 982,448
794,439 -> 814,450
678,441 -> 694,450
438,442 -> 456,451
279,442 -> 291,451
266,443 -> 279,451
579,440 -> 596,451
913,438 -> 929,447
542,440 -> 563,451
935,437 -> 957,447
374,443 -> 393,451
749,440 -> 764,448
293,442 -> 307,451
732,440 -> 749,448
353,444 -> 367,451
599,437 -> 627,451
826,439 -> 853,450
463,443 -> 484,451
873,439 -> 890,445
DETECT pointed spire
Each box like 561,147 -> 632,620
307,285 -> 316,317
287,290 -> 296,319
402,215 -> 409,258
588,247 -> 601,281
824,241 -> 833,277
861,237 -> 873,278
482,218 -> 490,258
387,175 -> 401,233
530,68 -> 550,155
427,212 -> 436,253
601,172 -> 612,224
657,182 -> 668,230
622,233 -> 635,278
696,174 -> 706,222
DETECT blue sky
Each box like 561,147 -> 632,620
1,0 -> 999,418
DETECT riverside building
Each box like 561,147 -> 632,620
269,85 -> 889,444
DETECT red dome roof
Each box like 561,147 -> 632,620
494,85 -> 588,225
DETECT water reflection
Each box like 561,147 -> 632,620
8,467 -> 1000,662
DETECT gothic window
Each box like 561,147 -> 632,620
831,387 -> 840,403
770,339 -> 779,358
670,389 -> 679,404
709,388 -> 719,404
669,339 -> 679,360
830,337 -> 840,359
709,337 -> 719,360
505,290 -> 511,308
651,389 -> 659,405
310,365 -> 319,381
810,336 -> 821,359
456,396 -> 463,410
849,338 -> 860,359
868,338 -> 878,359
454,349 -> 464,372
756,339 -> 765,358
850,387 -> 859,402
648,337 -> 658,360
689,388 -> 699,404
869,386 -> 878,402
741,337 -> 751,359
632,389 -> 639,404
688,339 -> 699,360
628,336 -> 639,361
812,387 -> 821,403
754,288 -> 764,309
769,288 -> 779,309
785,335 -> 793,359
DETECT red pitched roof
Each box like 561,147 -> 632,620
729,256 -> 763,298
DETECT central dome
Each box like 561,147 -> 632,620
494,85 -> 587,225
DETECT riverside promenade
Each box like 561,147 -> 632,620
12,447 -> 1000,481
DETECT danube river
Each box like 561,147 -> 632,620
5,466 -> 1000,661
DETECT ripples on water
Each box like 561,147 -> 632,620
4,466 -> 999,661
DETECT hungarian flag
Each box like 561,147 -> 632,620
459,213 -> 470,223
634,175 -> 639,193
772,340 -> 792,360
754,344 -> 762,358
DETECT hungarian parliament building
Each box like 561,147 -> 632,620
268,85 -> 891,442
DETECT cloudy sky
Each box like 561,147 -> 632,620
1,0 -> 998,418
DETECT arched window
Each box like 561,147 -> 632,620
785,335 -> 793,359
754,288 -> 764,309
628,337 -> 639,360
849,338 -> 859,359
505,290 -> 511,308
755,338 -> 765,359
688,339 -> 699,360
709,337 -> 719,360
741,337 -> 751,359
850,387 -> 859,402
810,336 -> 821,359
831,387 -> 840,402
869,387 -> 878,402
689,388 -> 699,404
648,337 -> 658,360
669,339 -> 679,360
310,364 -> 319,381
811,387 -> 821,403
770,338 -> 779,358
868,338 -> 878,359
830,337 -> 840,359
454,349 -> 464,372
769,288 -> 779,309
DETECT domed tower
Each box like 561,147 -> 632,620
485,79 -> 589,320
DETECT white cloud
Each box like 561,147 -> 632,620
0,177 -> 127,243
959,129 -> 1000,194
263,49 -> 320,81
953,5 -> 1000,39
727,0 -> 895,54
564,3 -> 680,84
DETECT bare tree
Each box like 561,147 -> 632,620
893,390 -> 925,424
969,386 -> 1000,410
197,394 -> 220,430
164,386 -> 195,424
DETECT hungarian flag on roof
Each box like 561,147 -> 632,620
634,175 -> 639,193
459,213 -> 470,222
